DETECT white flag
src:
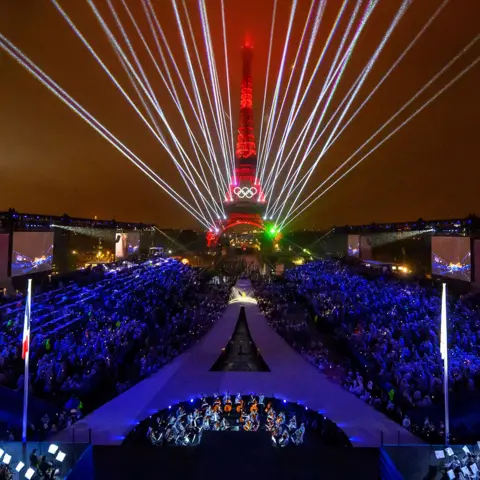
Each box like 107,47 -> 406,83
440,283 -> 448,361
22,280 -> 32,360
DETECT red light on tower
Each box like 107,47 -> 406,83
236,35 -> 256,160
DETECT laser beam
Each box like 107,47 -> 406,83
0,34 -> 212,228
281,41 -> 480,228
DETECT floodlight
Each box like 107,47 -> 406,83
0,449 -> 3,459
2,454 -> 11,465
56,451 -> 66,462
15,461 -> 25,472
48,444 -> 59,454
25,468 -> 35,479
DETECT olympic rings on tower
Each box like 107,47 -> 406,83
233,186 -> 257,199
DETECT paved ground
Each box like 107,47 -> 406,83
54,280 -> 421,447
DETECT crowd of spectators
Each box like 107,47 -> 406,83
254,258 -> 480,443
0,259 -> 232,441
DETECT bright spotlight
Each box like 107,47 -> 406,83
25,468 -> 35,479
48,444 -> 59,454
0,449 -> 3,458
2,454 -> 11,465
56,451 -> 66,462
15,461 -> 25,472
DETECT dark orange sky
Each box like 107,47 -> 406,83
0,0 -> 479,230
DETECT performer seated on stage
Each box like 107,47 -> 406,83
176,405 -> 186,418
202,416 -> 211,431
243,419 -> 253,431
221,417 -> 230,431
212,410 -> 221,423
213,393 -> 222,412
239,410 -> 249,424
223,393 -> 233,413
276,412 -> 285,426
292,423 -> 305,446
236,398 -> 245,413
287,415 -> 297,432
278,430 -> 290,447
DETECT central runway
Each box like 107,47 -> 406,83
54,280 -> 421,447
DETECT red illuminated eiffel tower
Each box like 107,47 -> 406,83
207,36 -> 266,247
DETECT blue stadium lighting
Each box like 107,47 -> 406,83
283,399 -> 286,403
190,398 -> 194,403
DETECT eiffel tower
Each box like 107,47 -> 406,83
207,36 -> 265,247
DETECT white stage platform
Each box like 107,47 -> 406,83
54,280 -> 421,447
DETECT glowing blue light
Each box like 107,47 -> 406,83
190,398 -> 194,403
168,405 -> 171,409
283,399 -> 286,403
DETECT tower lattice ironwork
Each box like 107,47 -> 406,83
207,36 -> 265,247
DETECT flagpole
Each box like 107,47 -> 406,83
441,283 -> 450,445
22,278 -> 32,444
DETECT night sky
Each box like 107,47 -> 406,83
0,0 -> 479,230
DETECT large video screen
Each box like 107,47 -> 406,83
127,232 -> 140,256
431,236 -> 471,282
360,236 -> 373,261
11,232 -> 54,277
347,234 -> 360,257
0,234 -> 9,282
474,240 -> 480,284
115,232 -> 140,260
115,233 -> 128,260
